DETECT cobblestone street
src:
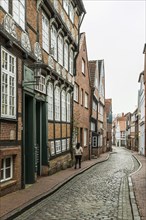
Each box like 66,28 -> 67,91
14,147 -> 139,220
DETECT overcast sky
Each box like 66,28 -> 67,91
81,0 -> 145,115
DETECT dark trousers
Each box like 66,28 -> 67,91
75,155 -> 82,168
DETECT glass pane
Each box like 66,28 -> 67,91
1,170 -> 4,180
6,158 -> 11,167
6,168 -> 11,178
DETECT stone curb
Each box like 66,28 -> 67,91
1,154 -> 110,220
128,155 -> 142,220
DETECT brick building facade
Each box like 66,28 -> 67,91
73,32 -> 91,161
0,0 -> 86,196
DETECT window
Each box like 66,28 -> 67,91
80,89 -> 83,105
48,83 -> 53,120
0,0 -> 9,12
35,75 -> 46,94
0,156 -> 13,182
82,59 -> 85,74
85,92 -> 88,108
51,25 -> 57,60
62,90 -> 66,121
64,42 -> 69,70
55,140 -> 61,154
91,122 -> 95,131
67,138 -> 70,150
1,48 -> 16,119
58,34 -> 63,66
69,3 -> 74,23
67,93 -> 71,122
63,0 -> 69,14
92,136 -> 97,147
55,86 -> 60,121
74,83 -> 79,102
84,129 -> 87,146
62,139 -> 66,152
50,141 -> 55,155
13,0 -> 25,30
69,49 -> 74,75
93,101 -> 97,111
42,13 -> 49,53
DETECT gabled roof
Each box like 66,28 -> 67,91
88,60 -> 97,88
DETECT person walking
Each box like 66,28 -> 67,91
74,143 -> 83,169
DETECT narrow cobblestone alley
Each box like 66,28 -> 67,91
14,147 -> 139,220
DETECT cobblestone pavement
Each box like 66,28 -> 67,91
14,147 -> 139,220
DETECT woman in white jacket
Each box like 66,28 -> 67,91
74,143 -> 83,169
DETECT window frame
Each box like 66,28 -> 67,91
55,86 -> 60,121
61,90 -> 66,121
1,47 -> 16,119
64,42 -> 69,71
13,0 -> 25,30
82,58 -> 85,74
48,82 -> 54,120
0,0 -> 9,12
84,128 -> 87,146
67,93 -> 71,122
74,83 -> 79,102
42,13 -> 49,53
69,49 -> 74,75
51,25 -> 57,60
0,156 -> 13,182
58,34 -> 63,66
85,92 -> 88,108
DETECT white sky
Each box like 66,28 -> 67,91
81,0 -> 146,115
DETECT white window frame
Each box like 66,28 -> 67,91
69,49 -> 74,75
62,90 -> 66,121
51,25 -> 57,60
69,3 -> 74,23
82,58 -> 85,74
13,0 -> 25,30
67,138 -> 70,150
55,86 -> 60,121
64,42 -> 69,71
63,0 -> 69,14
48,83 -> 54,120
42,13 -> 49,53
1,48 -> 16,119
50,141 -> 55,155
55,140 -> 61,154
62,139 -> 66,152
58,34 -> 63,66
85,92 -> 88,108
74,83 -> 79,102
35,75 -> 46,94
84,128 -> 87,146
0,0 -> 9,12
0,156 -> 13,182
67,93 -> 71,122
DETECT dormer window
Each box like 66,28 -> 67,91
13,0 -> 25,30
